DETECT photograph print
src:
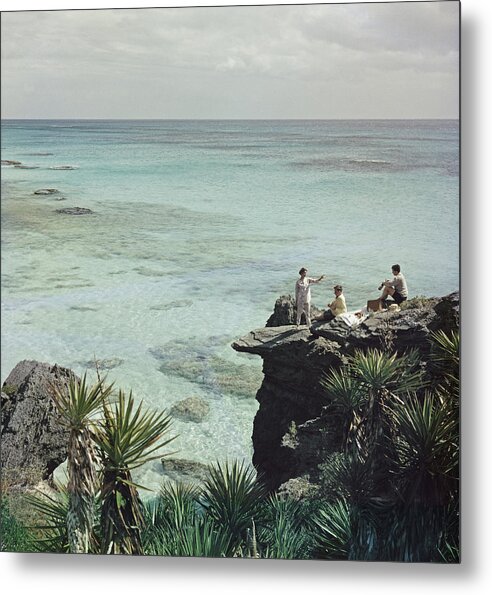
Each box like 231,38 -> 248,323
1,0 -> 460,561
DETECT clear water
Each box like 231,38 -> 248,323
1,119 -> 459,489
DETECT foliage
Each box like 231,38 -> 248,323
316,333 -> 459,562
95,389 -> 175,555
50,374 -> 113,553
23,486 -> 71,553
0,499 -> 34,552
200,460 -> 267,551
256,494 -> 313,559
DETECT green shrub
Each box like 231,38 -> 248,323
0,499 -> 34,552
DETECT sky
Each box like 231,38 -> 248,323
1,1 -> 460,119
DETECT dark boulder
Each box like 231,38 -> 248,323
265,294 -> 323,327
1,360 -> 76,488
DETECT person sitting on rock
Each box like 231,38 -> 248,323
314,284 -> 347,322
378,264 -> 408,307
295,267 -> 325,326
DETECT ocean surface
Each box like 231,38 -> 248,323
1,119 -> 459,489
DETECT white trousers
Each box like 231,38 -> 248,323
296,301 -> 311,326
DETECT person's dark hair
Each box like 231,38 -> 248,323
392,264 -> 401,273
334,285 -> 343,292
299,267 -> 307,275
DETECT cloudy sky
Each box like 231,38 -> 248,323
1,1 -> 459,119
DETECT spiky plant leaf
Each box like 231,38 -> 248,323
387,392 -> 459,505
200,461 -> 266,548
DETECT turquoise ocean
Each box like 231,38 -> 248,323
1,119 -> 459,488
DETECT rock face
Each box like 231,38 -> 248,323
1,360 -> 75,487
232,292 -> 459,492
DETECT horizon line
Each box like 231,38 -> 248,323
2,117 -> 459,121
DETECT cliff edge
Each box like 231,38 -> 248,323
232,292 -> 459,492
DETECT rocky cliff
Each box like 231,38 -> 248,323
1,360 -> 76,488
232,292 -> 459,492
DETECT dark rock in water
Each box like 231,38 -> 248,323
169,396 -> 210,423
34,188 -> 60,195
160,457 -> 211,483
1,360 -> 77,488
266,294 -> 323,327
25,152 -> 54,156
232,292 -> 460,491
49,165 -> 79,170
14,165 -> 39,169
1,159 -> 22,166
55,197 -> 67,201
56,207 -> 94,215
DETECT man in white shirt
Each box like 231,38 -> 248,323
295,267 -> 325,326
378,264 -> 408,306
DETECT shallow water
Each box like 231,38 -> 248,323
1,119 -> 459,490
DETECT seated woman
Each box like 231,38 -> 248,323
314,285 -> 347,321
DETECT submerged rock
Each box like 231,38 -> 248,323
1,159 -> 22,166
1,360 -> 76,487
34,188 -> 60,195
150,337 -> 262,399
14,165 -> 39,169
170,396 -> 210,423
56,207 -> 94,215
160,457 -> 211,483
82,357 -> 124,370
49,165 -> 79,170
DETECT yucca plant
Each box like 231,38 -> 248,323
387,391 -> 459,506
257,494 -> 313,559
200,461 -> 267,552
145,514 -> 233,557
50,374 -> 113,554
320,369 -> 366,451
94,390 -> 175,555
429,330 -> 460,398
311,498 -> 352,560
23,486 -> 71,553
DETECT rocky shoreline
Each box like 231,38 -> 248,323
1,292 -> 459,494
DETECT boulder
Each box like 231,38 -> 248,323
265,294 -> 323,327
1,160 -> 21,166
169,396 -> 210,423
1,360 -> 76,488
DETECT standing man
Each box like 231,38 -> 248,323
314,285 -> 347,322
378,264 -> 408,306
295,267 -> 325,326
